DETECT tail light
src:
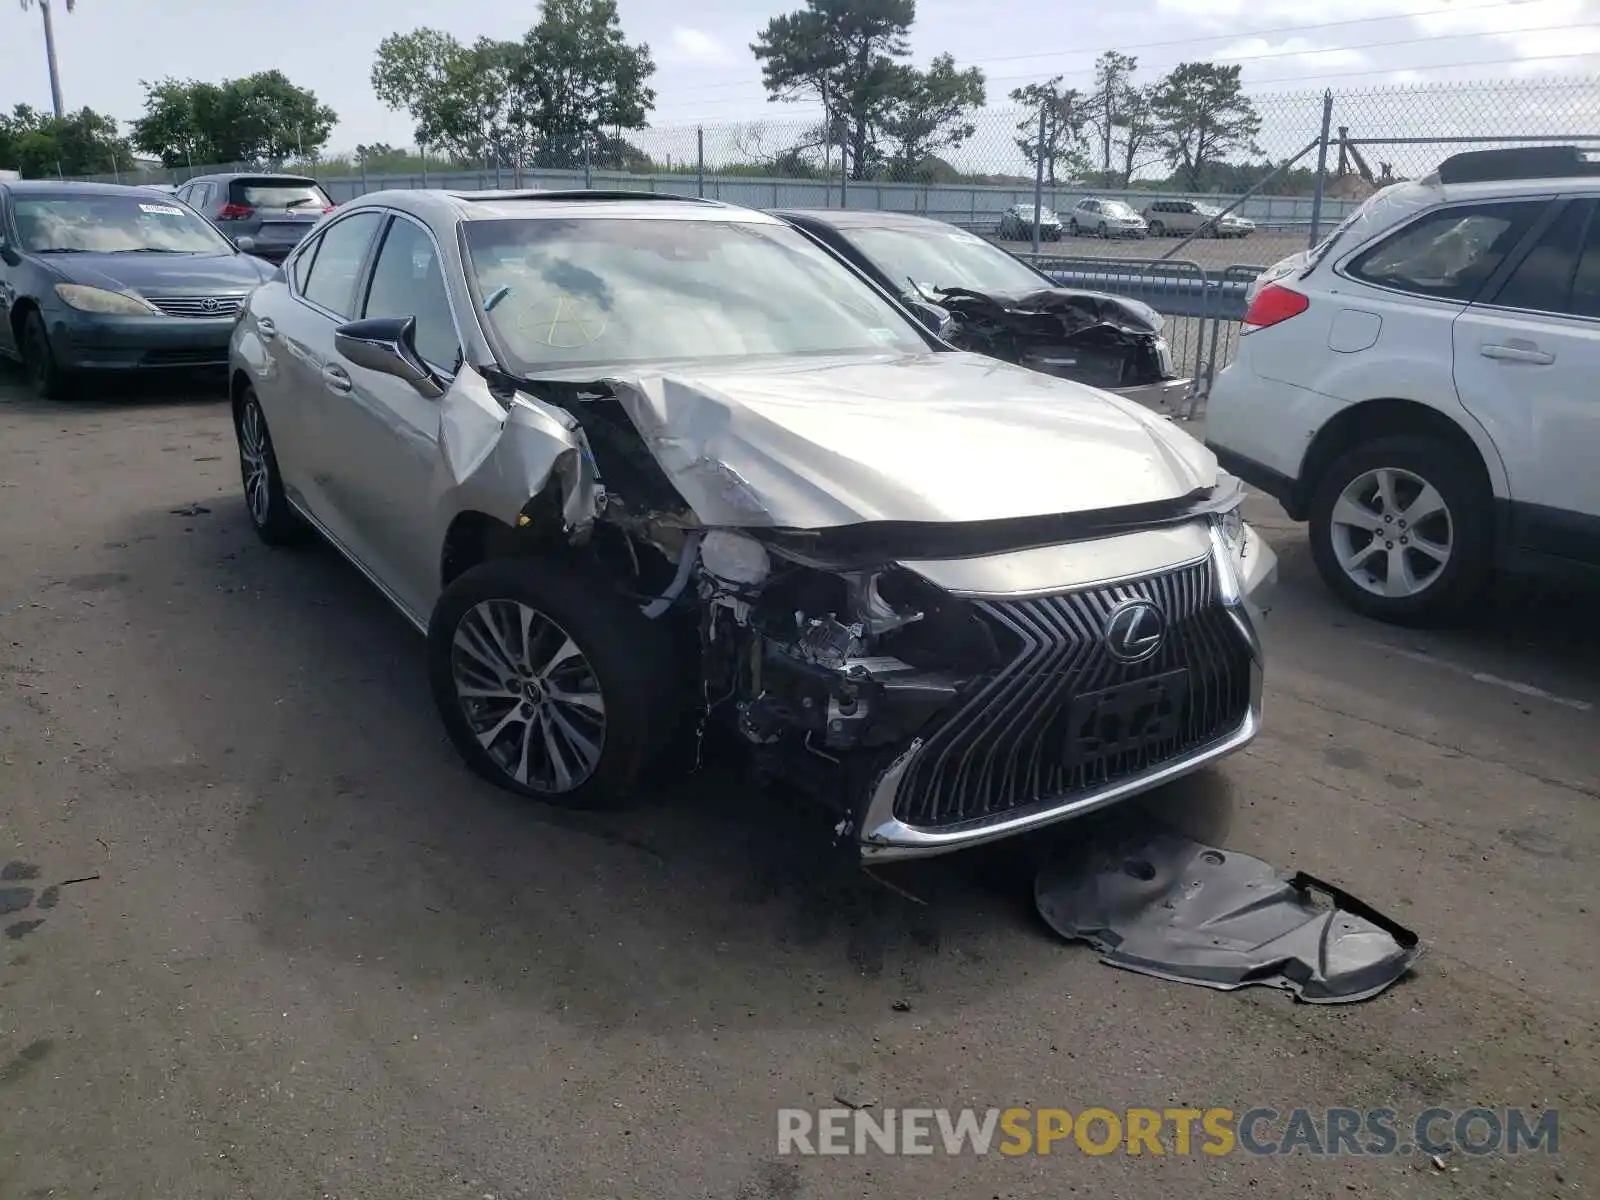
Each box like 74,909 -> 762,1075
1241,283 -> 1309,332
216,203 -> 253,220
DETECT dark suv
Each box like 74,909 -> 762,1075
175,173 -> 334,263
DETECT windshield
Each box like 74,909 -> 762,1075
1196,203 -> 1222,216
464,217 -> 930,371
231,178 -> 331,210
1102,201 -> 1138,219
1016,205 -> 1056,219
14,194 -> 235,254
846,224 -> 1047,295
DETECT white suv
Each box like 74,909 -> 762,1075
1206,145 -> 1600,623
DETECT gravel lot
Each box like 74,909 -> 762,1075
1,370 -> 1596,1199
992,229 -> 1306,271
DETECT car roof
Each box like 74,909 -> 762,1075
341,188 -> 774,224
0,179 -> 174,198
774,208 -> 966,233
184,172 -> 322,183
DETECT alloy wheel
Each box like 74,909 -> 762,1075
450,599 -> 607,793
238,399 -> 272,528
1328,466 -> 1453,598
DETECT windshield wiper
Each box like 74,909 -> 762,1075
32,247 -> 89,254
284,198 -> 318,209
108,247 -> 189,254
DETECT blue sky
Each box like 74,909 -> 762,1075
4,0 -> 1597,154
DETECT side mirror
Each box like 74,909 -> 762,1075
334,316 -> 444,399
906,298 -> 954,341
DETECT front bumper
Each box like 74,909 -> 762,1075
858,524 -> 1275,861
1113,375 -> 1192,412
47,309 -> 235,371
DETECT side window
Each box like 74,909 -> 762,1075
1347,201 -> 1546,302
174,185 -> 191,205
1569,208 -> 1600,317
291,234 -> 320,294
300,211 -> 383,317
198,183 -> 216,210
1490,199 -> 1592,315
360,216 -> 461,371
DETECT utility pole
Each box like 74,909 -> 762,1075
21,0 -> 76,120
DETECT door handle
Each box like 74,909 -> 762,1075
1480,343 -> 1554,365
322,364 -> 353,394
256,316 -> 276,342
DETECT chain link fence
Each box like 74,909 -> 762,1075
62,74 -> 1600,411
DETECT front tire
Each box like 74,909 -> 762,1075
234,388 -> 306,545
21,310 -> 74,400
1068,219 -> 1080,237
1148,220 -> 1165,236
427,560 -> 684,808
1308,435 -> 1492,625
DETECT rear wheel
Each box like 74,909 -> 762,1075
427,560 -> 684,808
1308,435 -> 1492,625
20,310 -> 73,400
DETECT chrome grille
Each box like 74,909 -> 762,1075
892,557 -> 1253,829
145,295 -> 245,319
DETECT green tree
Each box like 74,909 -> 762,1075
371,30 -> 528,165
0,103 -> 134,177
513,0 -> 656,169
1149,62 -> 1262,191
1087,51 -> 1138,177
131,71 -> 336,166
1009,76 -> 1089,186
752,0 -> 915,180
880,53 -> 985,180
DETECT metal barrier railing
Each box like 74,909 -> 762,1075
1015,254 -> 1269,419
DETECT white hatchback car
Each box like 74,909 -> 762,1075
1206,146 -> 1600,623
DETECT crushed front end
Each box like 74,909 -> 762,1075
930,285 -> 1191,410
687,502 -> 1274,861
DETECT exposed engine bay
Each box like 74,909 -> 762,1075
925,286 -> 1175,392
494,368 -> 1257,848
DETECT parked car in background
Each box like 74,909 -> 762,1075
1207,145 -> 1600,624
1068,198 -> 1149,239
996,202 -> 1063,241
775,208 -> 1189,408
176,173 -> 334,263
1143,199 -> 1255,239
0,180 -> 275,399
229,189 -> 1273,860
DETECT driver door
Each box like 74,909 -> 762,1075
314,213 -> 469,620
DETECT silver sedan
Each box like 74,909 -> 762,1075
228,189 -> 1274,860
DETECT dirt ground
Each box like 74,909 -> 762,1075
0,371 -> 1595,1199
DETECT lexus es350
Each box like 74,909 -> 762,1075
227,189 -> 1276,861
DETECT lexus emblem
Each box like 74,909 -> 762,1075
200,297 -> 221,314
1103,599 -> 1166,664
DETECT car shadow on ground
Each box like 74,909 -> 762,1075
107,490 -> 1243,1035
0,364 -> 228,414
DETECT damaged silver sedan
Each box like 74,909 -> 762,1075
228,190 -> 1277,860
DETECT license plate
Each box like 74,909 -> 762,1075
1154,338 -> 1175,378
1066,669 -> 1189,764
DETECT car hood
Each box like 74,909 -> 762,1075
583,352 -> 1217,528
41,251 -> 270,297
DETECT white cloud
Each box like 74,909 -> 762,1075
669,27 -> 729,64
1216,35 -> 1370,71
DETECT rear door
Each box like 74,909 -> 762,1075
227,176 -> 331,258
1452,195 -> 1600,563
